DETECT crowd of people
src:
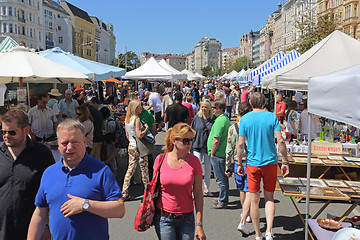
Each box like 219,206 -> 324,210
0,78 -> 317,240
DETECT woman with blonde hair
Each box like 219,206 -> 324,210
153,123 -> 206,240
191,100 -> 215,196
122,99 -> 149,201
75,104 -> 93,153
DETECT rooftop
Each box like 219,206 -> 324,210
62,1 -> 93,23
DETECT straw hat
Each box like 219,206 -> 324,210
48,89 -> 62,97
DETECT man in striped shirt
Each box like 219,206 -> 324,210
28,94 -> 57,142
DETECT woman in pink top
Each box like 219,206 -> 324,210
153,123 -> 206,240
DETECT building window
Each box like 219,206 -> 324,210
9,7 -> 12,16
14,7 -> 16,16
355,4 -> 358,17
22,26 -> 25,35
44,9 -> 52,19
39,31 -> 41,40
45,32 -> 53,42
340,11 -> 342,21
345,5 -> 351,19
9,23 -> 13,33
37,1 -> 39,10
354,26 -> 357,38
58,26 -> 61,31
30,28 -> 33,37
2,6 -> 6,15
344,26 -> 351,35
59,36 -> 63,44
29,12 -> 32,21
14,24 -> 17,33
45,20 -> 52,30
2,23 -> 6,33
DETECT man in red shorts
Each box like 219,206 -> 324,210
237,92 -> 289,240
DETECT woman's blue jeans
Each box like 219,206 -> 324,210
153,212 -> 195,240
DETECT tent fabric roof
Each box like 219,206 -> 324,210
0,46 -> 90,84
158,59 -> 187,80
39,47 -> 125,81
122,57 -> 174,80
308,64 -> 360,129
262,30 -> 360,91
0,36 -> 18,53
181,69 -> 200,81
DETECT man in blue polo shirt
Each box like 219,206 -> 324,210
28,119 -> 125,240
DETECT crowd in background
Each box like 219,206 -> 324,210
0,77 -> 326,240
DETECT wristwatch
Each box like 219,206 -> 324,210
82,199 -> 89,212
196,222 -> 203,227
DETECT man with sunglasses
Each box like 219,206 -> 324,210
28,94 -> 57,142
0,110 -> 55,240
207,101 -> 231,209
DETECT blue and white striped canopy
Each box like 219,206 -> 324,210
251,50 -> 301,86
249,51 -> 285,86
260,49 -> 301,77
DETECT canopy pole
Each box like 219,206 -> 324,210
19,77 -> 23,89
305,113 -> 313,240
273,90 -> 277,114
27,83 -> 30,111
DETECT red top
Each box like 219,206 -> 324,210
240,90 -> 249,102
182,102 -> 194,123
276,101 -> 286,119
154,153 -> 202,213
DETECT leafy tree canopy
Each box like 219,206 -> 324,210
287,13 -> 336,54
116,51 -> 140,70
231,56 -> 254,71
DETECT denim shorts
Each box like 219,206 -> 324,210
153,211 -> 195,240
234,163 -> 249,192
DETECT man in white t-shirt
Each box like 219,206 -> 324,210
147,90 -> 163,132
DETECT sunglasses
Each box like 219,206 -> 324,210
1,130 -> 16,136
176,138 -> 194,145
76,112 -> 81,116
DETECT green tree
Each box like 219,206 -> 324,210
213,68 -> 226,77
287,12 -> 336,54
201,66 -> 213,77
231,56 -> 253,71
116,51 -> 140,71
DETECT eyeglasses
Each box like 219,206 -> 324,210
176,138 -> 194,145
76,112 -> 81,116
1,130 -> 16,136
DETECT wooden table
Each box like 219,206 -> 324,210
281,189 -> 360,240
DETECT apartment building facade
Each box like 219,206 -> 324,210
194,36 -> 222,73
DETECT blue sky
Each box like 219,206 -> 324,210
71,0 -> 286,55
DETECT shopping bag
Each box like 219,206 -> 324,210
134,153 -> 165,231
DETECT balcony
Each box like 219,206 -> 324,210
18,17 -> 25,23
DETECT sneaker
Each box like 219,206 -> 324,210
255,236 -> 264,240
265,232 -> 274,240
241,213 -> 252,223
237,223 -> 249,235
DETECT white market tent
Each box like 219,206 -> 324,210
181,69 -> 200,81
250,51 -> 285,85
303,65 -> 360,240
308,64 -> 360,129
262,30 -> 360,90
122,57 -> 175,80
236,69 -> 246,78
195,72 -> 205,79
158,59 -> 187,80
225,70 -> 238,80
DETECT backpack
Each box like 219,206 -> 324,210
108,119 -> 129,149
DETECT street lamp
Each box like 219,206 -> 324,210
82,41 -> 92,58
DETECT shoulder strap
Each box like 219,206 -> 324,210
200,116 -> 209,132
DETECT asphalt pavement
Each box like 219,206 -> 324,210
109,125 -> 360,240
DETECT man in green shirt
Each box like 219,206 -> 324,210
207,101 -> 231,209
